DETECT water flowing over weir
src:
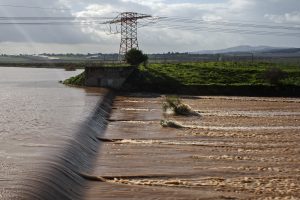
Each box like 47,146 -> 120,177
19,91 -> 115,200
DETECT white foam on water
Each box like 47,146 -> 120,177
200,111 -> 300,117
120,108 -> 157,112
189,125 -> 300,131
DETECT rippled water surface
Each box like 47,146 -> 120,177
0,67 -> 107,199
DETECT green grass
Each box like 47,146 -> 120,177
135,62 -> 300,86
63,72 -> 85,86
60,61 -> 300,96
122,61 -> 300,96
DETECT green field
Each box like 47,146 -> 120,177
120,62 -> 300,96
133,62 -> 300,86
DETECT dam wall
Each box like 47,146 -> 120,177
85,66 -> 134,89
21,91 -> 115,200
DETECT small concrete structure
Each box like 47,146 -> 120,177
85,66 -> 134,89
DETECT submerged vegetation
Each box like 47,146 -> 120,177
63,72 -> 85,86
161,96 -> 199,129
162,96 -> 200,116
160,119 -> 184,129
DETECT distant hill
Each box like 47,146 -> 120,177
263,48 -> 300,54
191,45 -> 295,54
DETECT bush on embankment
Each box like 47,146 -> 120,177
63,72 -> 85,86
122,62 -> 300,97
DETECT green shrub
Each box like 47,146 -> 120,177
63,72 -> 85,86
125,48 -> 148,66
263,67 -> 286,85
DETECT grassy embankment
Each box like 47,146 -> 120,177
123,62 -> 300,96
64,61 -> 300,96
63,72 -> 85,86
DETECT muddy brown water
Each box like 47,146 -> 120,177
1,67 -> 300,199
0,67 -> 110,199
84,95 -> 300,200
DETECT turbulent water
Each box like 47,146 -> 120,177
84,95 -> 300,199
0,67 -> 111,199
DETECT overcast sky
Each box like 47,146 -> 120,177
0,0 -> 300,54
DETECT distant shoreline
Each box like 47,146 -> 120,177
0,63 -> 84,69
3,62 -> 299,97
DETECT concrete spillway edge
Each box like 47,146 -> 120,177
19,90 -> 115,200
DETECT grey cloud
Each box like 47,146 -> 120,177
0,0 -> 299,54
0,0 -> 95,44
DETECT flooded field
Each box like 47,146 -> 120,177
0,67 -> 299,199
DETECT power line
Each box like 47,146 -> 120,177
1,20 -> 298,37
0,17 -> 115,20
0,13 -> 299,38
162,15 -> 300,26
142,23 -> 300,37
0,4 -> 70,11
0,17 -> 114,25
1,15 -> 299,30
142,16 -> 300,37
0,22 -> 107,26
160,17 -> 300,31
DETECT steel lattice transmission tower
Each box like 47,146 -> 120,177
105,12 -> 152,56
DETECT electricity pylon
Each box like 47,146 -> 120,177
105,12 -> 152,57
